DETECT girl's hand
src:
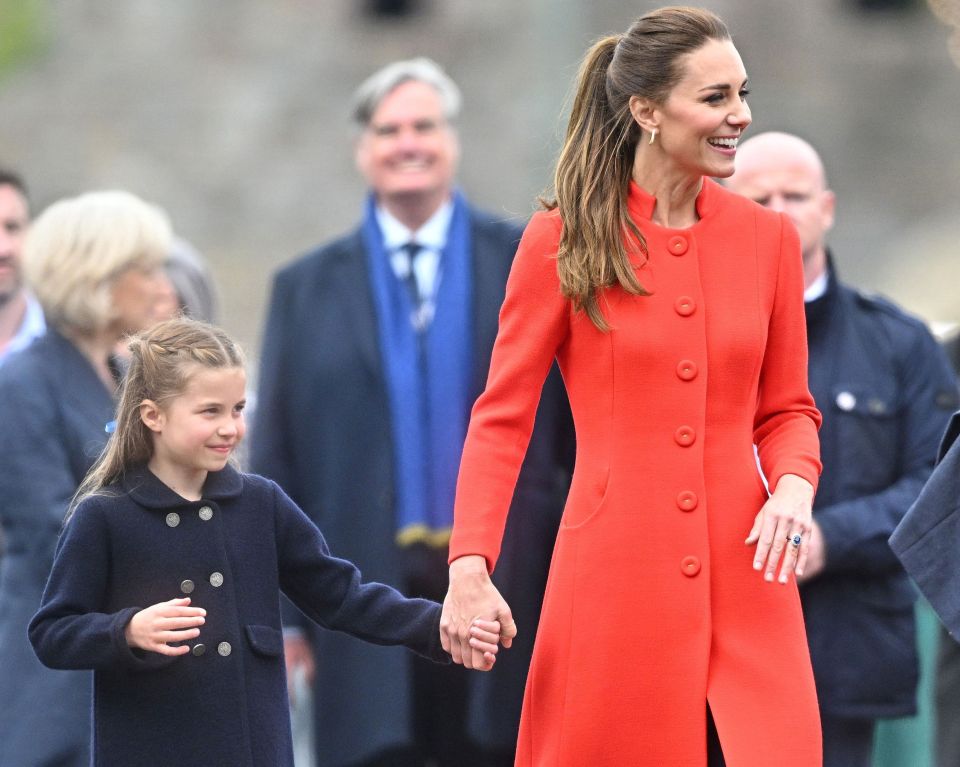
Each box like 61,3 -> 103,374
467,619 -> 503,671
745,473 -> 815,584
441,555 -> 517,670
124,597 -> 206,655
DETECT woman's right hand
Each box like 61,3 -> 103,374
440,555 -> 517,670
124,597 -> 206,655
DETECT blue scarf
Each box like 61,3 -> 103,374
362,192 -> 474,547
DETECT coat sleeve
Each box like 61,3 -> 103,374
817,327 -> 956,574
753,214 -> 823,493
29,501 -> 175,672
272,482 -> 448,663
891,429 -> 960,638
448,211 -> 571,573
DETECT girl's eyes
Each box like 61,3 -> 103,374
704,89 -> 750,104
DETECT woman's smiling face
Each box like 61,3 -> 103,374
651,38 -> 752,179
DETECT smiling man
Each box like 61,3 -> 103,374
0,169 -> 44,366
252,59 -> 571,767
728,132 -> 958,767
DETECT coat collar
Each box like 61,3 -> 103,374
120,463 -> 244,509
627,176 -> 721,225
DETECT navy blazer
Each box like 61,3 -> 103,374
29,466 -> 446,767
0,328 -> 114,767
892,412 -> 960,638
251,207 -> 572,763
802,268 -> 957,718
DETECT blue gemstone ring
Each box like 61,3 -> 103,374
789,533 -> 803,547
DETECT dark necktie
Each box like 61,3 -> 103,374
400,242 -> 422,313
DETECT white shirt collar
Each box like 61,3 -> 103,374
375,199 -> 453,253
804,270 -> 829,303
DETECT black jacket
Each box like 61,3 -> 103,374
802,260 -> 957,718
30,466 -> 446,767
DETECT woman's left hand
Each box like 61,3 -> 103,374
745,473 -> 815,584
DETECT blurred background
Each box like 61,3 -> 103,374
2,0 -> 958,369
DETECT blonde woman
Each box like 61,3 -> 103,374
0,191 -> 173,767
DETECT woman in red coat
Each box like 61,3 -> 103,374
441,7 -> 823,767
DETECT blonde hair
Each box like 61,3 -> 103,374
24,190 -> 172,334
546,7 -> 730,330
69,317 -> 245,520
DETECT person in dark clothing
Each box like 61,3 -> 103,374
728,131 -> 958,767
30,318 -> 500,767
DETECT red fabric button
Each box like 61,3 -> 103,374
676,360 -> 698,381
676,491 -> 698,511
674,296 -> 696,316
668,236 -> 688,256
681,556 -> 701,576
674,426 -> 696,447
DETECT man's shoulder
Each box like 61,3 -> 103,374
274,228 -> 365,285
839,281 -> 932,338
467,205 -> 526,244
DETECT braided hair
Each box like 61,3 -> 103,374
68,317 -> 244,521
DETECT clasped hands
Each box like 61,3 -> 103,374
440,554 -> 517,671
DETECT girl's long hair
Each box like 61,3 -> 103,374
67,317 -> 244,521
546,7 -> 730,330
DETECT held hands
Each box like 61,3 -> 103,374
441,555 -> 518,671
124,597 -> 206,656
745,474 -> 815,584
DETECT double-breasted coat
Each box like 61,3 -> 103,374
0,328 -> 113,767
449,179 -> 824,766
29,465 -> 447,767
251,206 -> 572,763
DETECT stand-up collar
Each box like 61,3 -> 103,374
626,177 -> 720,225
120,463 -> 244,510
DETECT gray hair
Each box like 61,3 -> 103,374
351,57 -> 462,126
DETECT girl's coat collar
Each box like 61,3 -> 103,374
120,464 -> 244,509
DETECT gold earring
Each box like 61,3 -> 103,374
649,129 -> 657,145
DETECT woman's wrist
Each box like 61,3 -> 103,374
775,473 -> 814,499
449,554 -> 489,578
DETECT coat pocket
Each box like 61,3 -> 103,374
244,624 -> 284,657
561,465 -> 610,529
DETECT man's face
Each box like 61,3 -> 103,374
0,184 -> 29,305
727,147 -> 834,263
355,80 -> 460,212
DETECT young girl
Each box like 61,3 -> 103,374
29,317 -> 501,767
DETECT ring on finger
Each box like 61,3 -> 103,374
786,533 -> 802,548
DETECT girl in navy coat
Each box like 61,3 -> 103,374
30,318 -> 501,767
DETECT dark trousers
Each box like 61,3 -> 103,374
937,626 -> 960,767
349,545 -> 513,767
707,705 -> 726,767
821,713 -> 875,767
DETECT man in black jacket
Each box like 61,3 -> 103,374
252,58 -> 571,767
727,132 -> 957,767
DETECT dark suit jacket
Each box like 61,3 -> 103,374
29,466 -> 446,767
251,207 -> 572,765
0,328 -> 114,767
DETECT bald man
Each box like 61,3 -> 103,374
728,132 -> 957,767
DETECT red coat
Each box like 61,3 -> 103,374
450,179 -> 823,766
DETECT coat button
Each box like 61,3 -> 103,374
674,426 -> 696,447
218,642 -> 232,657
677,491 -> 698,511
674,296 -> 696,317
681,556 -> 701,576
668,235 -> 688,256
198,506 -> 213,521
192,643 -> 206,656
209,572 -> 224,588
180,579 -> 195,595
165,512 -> 180,528
836,391 -> 856,411
676,360 -> 698,381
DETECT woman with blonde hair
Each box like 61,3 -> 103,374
441,7 -> 823,765
0,190 -> 174,767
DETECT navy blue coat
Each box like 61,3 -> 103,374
802,264 -> 957,718
891,413 -> 960,638
251,208 -> 572,764
29,465 -> 446,767
0,328 -> 115,767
